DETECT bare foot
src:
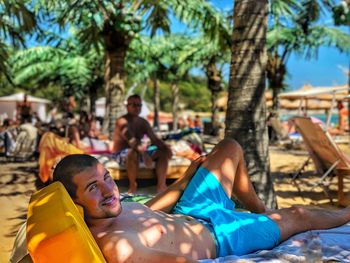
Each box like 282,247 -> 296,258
156,184 -> 167,193
128,182 -> 138,194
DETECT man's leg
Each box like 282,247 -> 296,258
267,205 -> 350,241
154,149 -> 169,193
126,149 -> 139,194
201,139 -> 266,213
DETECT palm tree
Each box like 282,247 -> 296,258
36,0 -> 228,137
0,0 -> 36,81
126,36 -> 165,129
10,43 -> 104,113
181,36 -> 231,134
267,0 -> 350,111
226,0 -> 276,208
156,35 -> 200,131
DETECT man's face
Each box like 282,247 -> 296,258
73,163 -> 122,220
126,97 -> 142,116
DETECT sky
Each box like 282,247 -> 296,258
208,0 -> 350,91
25,0 -> 349,92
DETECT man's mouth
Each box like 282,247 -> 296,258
101,196 -> 117,206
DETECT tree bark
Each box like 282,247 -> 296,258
102,25 -> 129,138
171,82 -> 179,131
226,0 -> 276,208
266,53 -> 286,112
89,85 -> 97,115
153,73 -> 160,129
206,60 -> 222,136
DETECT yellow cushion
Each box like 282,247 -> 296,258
26,182 -> 106,263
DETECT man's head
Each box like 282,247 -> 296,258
337,101 -> 344,110
126,94 -> 142,116
52,154 -> 121,221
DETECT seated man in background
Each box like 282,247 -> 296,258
52,139 -> 350,262
113,94 -> 172,193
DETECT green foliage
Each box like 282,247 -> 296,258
332,2 -> 350,25
9,43 -> 104,99
267,0 -> 350,95
136,77 -> 209,112
0,0 -> 37,79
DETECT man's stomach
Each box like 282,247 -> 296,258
143,212 -> 217,259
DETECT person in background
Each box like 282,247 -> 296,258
337,100 -> 349,131
187,115 -> 195,129
113,94 -> 172,194
62,95 -> 77,119
16,94 -> 32,124
194,114 -> 203,133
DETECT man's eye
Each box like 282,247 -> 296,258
88,184 -> 97,192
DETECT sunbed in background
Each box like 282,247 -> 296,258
5,123 -> 38,161
293,116 -> 350,206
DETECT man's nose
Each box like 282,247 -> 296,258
100,182 -> 113,196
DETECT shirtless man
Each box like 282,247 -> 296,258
52,139 -> 350,263
112,94 -> 172,193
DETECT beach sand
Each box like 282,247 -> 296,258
1,143 -> 350,262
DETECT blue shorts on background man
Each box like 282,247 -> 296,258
172,167 -> 281,257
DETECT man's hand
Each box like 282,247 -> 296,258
145,155 -> 206,212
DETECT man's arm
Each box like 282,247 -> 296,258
99,232 -> 197,263
114,118 -> 140,151
145,156 -> 206,212
144,122 -> 172,158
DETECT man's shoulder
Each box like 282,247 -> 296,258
115,115 -> 129,124
136,116 -> 150,124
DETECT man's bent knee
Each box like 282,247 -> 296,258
215,139 -> 243,156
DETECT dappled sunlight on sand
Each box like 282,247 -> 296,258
270,144 -> 350,209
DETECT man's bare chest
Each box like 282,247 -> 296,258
126,121 -> 146,138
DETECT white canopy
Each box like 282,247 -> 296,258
279,85 -> 349,100
0,92 -> 50,123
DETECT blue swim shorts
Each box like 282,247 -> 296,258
172,167 -> 281,257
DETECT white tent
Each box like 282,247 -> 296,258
0,92 -> 50,123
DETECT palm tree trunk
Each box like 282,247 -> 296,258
226,0 -> 276,208
267,53 -> 286,112
102,29 -> 129,138
153,73 -> 160,129
211,90 -> 220,134
89,85 -> 98,115
206,61 -> 222,136
171,82 -> 179,131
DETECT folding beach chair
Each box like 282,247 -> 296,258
4,123 -> 38,161
293,116 -> 350,206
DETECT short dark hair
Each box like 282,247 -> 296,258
127,94 -> 141,101
52,154 -> 99,198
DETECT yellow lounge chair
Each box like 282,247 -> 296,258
26,182 -> 106,263
293,116 -> 350,206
